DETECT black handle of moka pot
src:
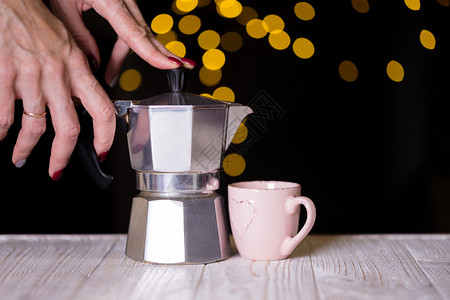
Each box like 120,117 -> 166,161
76,106 -> 114,190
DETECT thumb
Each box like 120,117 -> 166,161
50,1 -> 100,71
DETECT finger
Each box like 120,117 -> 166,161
68,51 -> 116,158
12,60 -> 47,167
105,38 -> 130,86
41,57 -> 80,179
50,0 -> 100,71
0,65 -> 15,140
91,0 -> 182,69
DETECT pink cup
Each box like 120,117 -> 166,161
228,181 -> 316,260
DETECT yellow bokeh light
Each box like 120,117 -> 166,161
231,123 -> 248,144
178,14 -> 201,35
200,93 -> 213,98
119,69 -> 142,92
176,0 -> 198,13
263,15 -> 285,33
246,19 -> 268,39
156,30 -> 178,46
218,0 -> 243,18
351,0 -> 370,13
292,37 -> 315,59
151,14 -> 174,34
199,66 -> 222,86
386,60 -> 405,82
268,30 -> 291,50
404,0 -> 420,10
294,2 -> 315,21
212,86 -> 235,102
202,48 -> 226,70
166,41 -> 186,57
223,153 -> 246,177
338,60 -> 359,82
419,29 -> 436,50
437,0 -> 449,6
198,30 -> 221,50
236,6 -> 258,25
221,31 -> 243,52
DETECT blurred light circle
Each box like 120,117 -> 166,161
419,29 -> 436,50
178,14 -> 201,35
202,48 -> 226,70
119,69 -> 142,92
292,37 -> 315,59
246,19 -> 268,39
198,30 -> 221,50
151,14 -> 174,34
223,153 -> 246,176
386,60 -> 405,82
338,60 -> 359,82
176,0 -> 198,13
156,30 -> 178,46
404,0 -> 420,10
199,66 -> 222,86
218,0 -> 243,18
213,86 -> 235,102
351,0 -> 370,13
166,41 -> 186,57
231,123 -> 248,144
221,31 -> 243,52
268,30 -> 291,50
294,2 -> 315,21
263,15 -> 285,32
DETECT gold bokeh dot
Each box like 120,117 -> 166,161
176,0 -> 198,13
166,41 -> 186,57
119,69 -> 142,92
202,48 -> 226,70
223,153 -> 246,177
351,0 -> 370,13
420,29 -> 436,50
404,0 -> 420,10
237,6 -> 258,25
338,60 -> 359,82
294,2 -> 315,21
151,14 -> 173,34
437,0 -> 449,6
268,30 -> 291,50
263,14 -> 285,32
198,0 -> 212,7
218,0 -> 243,18
212,86 -> 235,102
292,37 -> 315,59
246,19 -> 268,39
199,66 -> 222,86
231,123 -> 248,144
221,31 -> 243,52
178,15 -> 201,35
386,60 -> 405,82
198,30 -> 221,50
156,30 -> 178,46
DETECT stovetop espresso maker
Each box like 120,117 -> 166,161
80,68 -> 252,264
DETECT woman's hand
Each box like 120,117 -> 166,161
49,0 -> 197,86
0,0 -> 116,179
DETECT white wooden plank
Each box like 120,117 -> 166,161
307,235 -> 443,300
0,235 -> 121,300
194,236 -> 320,300
402,235 -> 450,299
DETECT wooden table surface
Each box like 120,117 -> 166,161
0,234 -> 448,300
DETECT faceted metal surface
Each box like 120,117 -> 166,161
125,192 -> 231,264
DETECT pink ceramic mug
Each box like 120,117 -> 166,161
228,181 -> 316,260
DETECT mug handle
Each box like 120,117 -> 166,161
280,196 -> 316,257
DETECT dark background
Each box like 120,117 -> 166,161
1,1 -> 449,234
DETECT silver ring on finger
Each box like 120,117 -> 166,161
23,110 -> 47,118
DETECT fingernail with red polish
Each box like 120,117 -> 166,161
98,151 -> 108,163
180,57 -> 197,66
51,170 -> 64,181
168,57 -> 183,66
87,54 -> 99,72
